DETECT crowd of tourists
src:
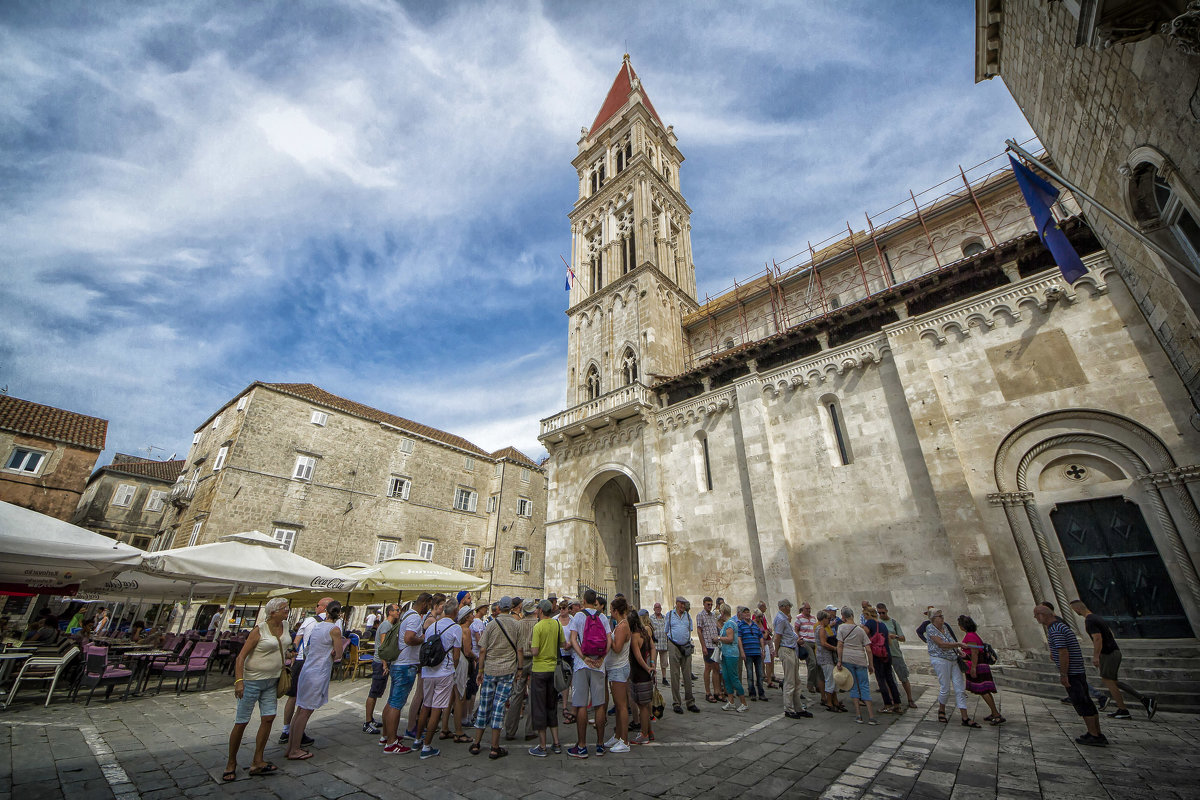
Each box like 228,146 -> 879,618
221,589 -> 1157,778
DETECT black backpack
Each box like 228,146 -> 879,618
419,619 -> 452,668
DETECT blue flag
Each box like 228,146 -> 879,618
1009,154 -> 1087,284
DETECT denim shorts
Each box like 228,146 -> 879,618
234,677 -> 278,724
846,664 -> 871,702
607,663 -> 630,683
387,663 -> 418,710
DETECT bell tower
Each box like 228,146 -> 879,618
565,55 -> 698,404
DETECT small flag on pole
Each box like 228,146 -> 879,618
1008,154 -> 1087,284
561,255 -> 577,291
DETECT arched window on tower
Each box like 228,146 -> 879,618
621,348 -> 638,386
588,232 -> 603,294
619,211 -> 635,275
586,365 -> 601,401
615,135 -> 632,173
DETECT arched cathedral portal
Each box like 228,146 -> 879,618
577,470 -> 640,606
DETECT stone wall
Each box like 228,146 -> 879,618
989,0 -> 1200,408
158,385 -> 546,602
0,432 -> 99,521
71,471 -> 171,548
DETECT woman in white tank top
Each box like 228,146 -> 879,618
605,597 -> 633,753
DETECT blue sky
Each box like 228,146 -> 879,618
0,1 -> 1034,465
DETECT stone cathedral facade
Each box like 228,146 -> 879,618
540,57 -> 1200,654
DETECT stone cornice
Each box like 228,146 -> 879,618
987,491 -> 1035,507
885,257 -> 1113,347
758,335 -> 892,397
1141,465 -> 1200,487
655,388 -> 736,431
565,261 -> 698,317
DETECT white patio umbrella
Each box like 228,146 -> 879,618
0,500 -> 145,593
139,530 -> 359,632
77,570 -> 231,601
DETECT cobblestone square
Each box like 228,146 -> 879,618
2,673 -> 1195,800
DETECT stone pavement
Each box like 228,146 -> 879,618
1,671 -> 1196,800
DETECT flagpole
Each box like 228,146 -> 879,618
1005,140 -> 1200,285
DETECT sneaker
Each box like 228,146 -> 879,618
736,704 -> 748,713
723,702 -> 736,711
1144,697 -> 1158,720
750,696 -> 758,701
797,710 -> 814,718
1097,695 -> 1110,711
609,740 -> 630,753
673,705 -> 683,714
278,732 -> 314,746
528,745 -> 548,757
419,747 -> 440,759
411,739 -> 424,750
404,728 -> 417,739
604,735 -> 619,748
595,744 -> 606,757
567,745 -> 589,759
378,736 -> 389,745
363,720 -> 382,734
1075,733 -> 1108,747
383,741 -> 412,754
687,704 -> 701,713
758,695 -> 769,702
629,734 -> 650,745
550,743 -> 562,754
868,719 -> 879,726
1108,709 -> 1132,720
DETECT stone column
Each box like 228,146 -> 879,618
634,500 -> 671,606
543,516 -> 591,599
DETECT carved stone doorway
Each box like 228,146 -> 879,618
1050,496 -> 1191,638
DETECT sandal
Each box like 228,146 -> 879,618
989,716 -> 1006,725
469,742 -> 482,755
705,694 -> 717,703
453,734 -> 471,743
222,770 -> 237,783
248,763 -> 278,776
488,747 -> 508,760
286,750 -> 313,761
439,731 -> 454,740
962,719 -> 981,728
563,711 -> 577,724
938,712 -> 949,723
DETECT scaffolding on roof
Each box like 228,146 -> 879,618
682,137 -> 1046,367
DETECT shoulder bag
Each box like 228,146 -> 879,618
274,626 -> 292,697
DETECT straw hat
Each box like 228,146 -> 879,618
833,665 -> 855,692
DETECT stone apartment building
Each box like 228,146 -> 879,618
72,454 -> 185,549
975,0 -> 1200,412
539,57 -> 1200,658
154,382 -> 546,602
0,394 -> 108,521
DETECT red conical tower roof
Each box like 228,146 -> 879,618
589,55 -> 664,137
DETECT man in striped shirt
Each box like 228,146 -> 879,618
1034,605 -> 1107,747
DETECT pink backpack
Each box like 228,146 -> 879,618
580,611 -> 608,658
869,628 -> 889,658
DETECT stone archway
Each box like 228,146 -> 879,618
993,409 -> 1200,637
577,467 -> 643,605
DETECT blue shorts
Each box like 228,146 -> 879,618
847,664 -> 871,702
234,678 -> 278,724
387,663 -> 418,710
608,663 -> 630,683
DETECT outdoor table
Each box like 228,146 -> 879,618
0,652 -> 31,687
125,650 -> 177,695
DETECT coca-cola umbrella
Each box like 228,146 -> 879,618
0,500 -> 145,595
263,553 -> 487,606
139,530 -> 359,631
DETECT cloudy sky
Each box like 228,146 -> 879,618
0,1 -> 1034,465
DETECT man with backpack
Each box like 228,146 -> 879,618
471,596 -> 524,760
380,593 -> 431,754
665,596 -> 700,714
412,600 -> 462,759
566,588 -> 613,758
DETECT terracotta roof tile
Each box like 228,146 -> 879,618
101,456 -> 186,483
0,395 -> 108,451
489,447 -> 543,471
259,383 -> 491,457
590,57 -> 664,136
